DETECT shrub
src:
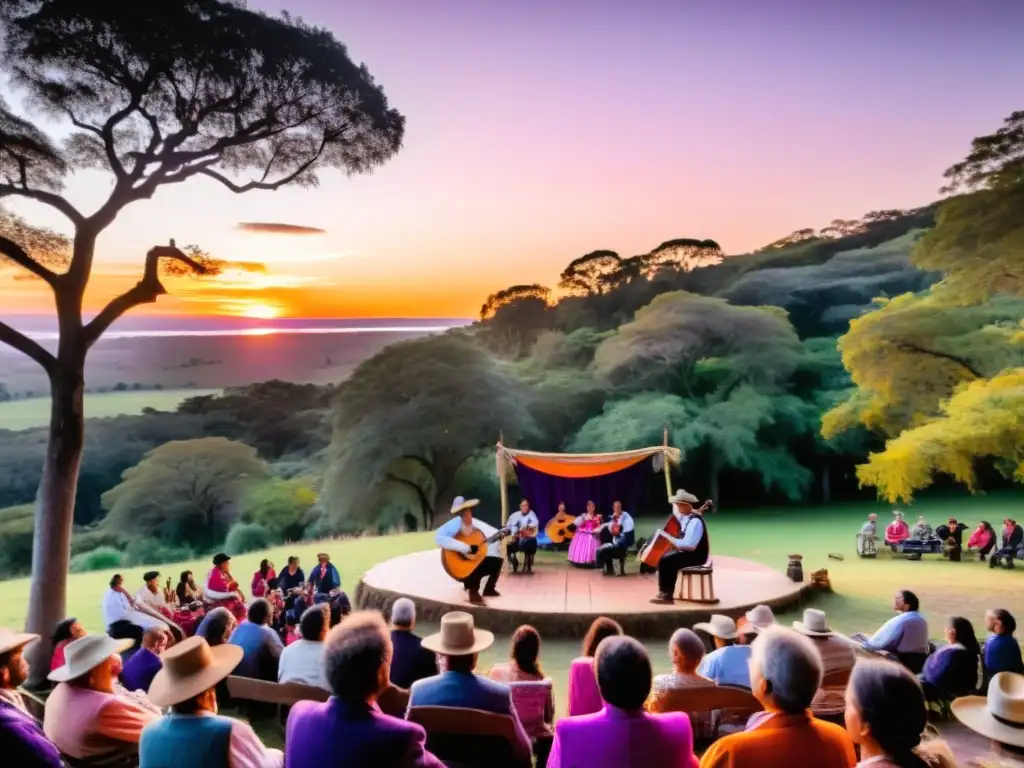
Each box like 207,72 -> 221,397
70,546 -> 122,573
123,537 -> 196,567
71,528 -> 120,556
224,522 -> 272,554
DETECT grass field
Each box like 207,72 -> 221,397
3,493 -> 1022,725
0,389 -> 220,431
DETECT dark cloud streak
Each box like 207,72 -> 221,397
236,222 -> 326,236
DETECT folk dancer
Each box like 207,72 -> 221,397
204,553 -> 248,623
651,490 -> 712,604
436,497 -> 505,605
856,513 -> 878,557
595,501 -> 635,576
567,501 -> 602,568
505,499 -> 539,574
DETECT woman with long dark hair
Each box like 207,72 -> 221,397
967,521 -> 996,561
921,616 -> 982,715
845,659 -> 957,767
488,624 -> 553,762
567,617 -> 623,716
251,558 -> 276,598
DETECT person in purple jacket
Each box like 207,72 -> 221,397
285,611 -> 443,768
0,627 -> 65,767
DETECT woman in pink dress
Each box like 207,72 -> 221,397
204,552 -> 248,622
567,616 -> 623,716
250,559 -> 276,598
567,501 -> 602,568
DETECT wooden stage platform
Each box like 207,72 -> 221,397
355,550 -> 813,637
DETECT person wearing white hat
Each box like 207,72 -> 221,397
952,672 -> 1024,761
650,490 -> 713,604
695,614 -> 754,688
138,636 -> 283,768
409,611 -> 532,762
43,634 -> 156,763
793,609 -> 855,717
435,496 -> 507,604
0,627 -> 64,767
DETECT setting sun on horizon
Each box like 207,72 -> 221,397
238,302 -> 283,320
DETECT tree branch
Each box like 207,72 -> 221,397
0,185 -> 85,227
385,473 -> 434,530
894,342 -> 984,379
0,235 -> 57,285
83,244 -> 208,347
0,319 -> 56,375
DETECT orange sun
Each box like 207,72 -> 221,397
239,302 -> 282,320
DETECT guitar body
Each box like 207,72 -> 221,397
441,528 -> 489,582
545,514 -> 576,545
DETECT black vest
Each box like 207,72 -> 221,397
679,515 -> 710,567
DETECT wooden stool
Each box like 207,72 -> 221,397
677,564 -> 718,604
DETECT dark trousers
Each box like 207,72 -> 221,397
991,547 -> 1017,568
507,537 -> 537,570
107,620 -> 144,650
595,528 -> 633,574
465,556 -> 502,593
657,550 -> 704,594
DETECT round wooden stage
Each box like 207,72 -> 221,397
355,550 -> 813,637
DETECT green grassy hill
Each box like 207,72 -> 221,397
0,389 -> 221,431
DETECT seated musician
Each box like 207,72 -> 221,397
595,501 -> 635,576
506,498 -> 539,574
204,553 -> 247,623
134,571 -> 197,640
885,510 -> 911,548
436,496 -> 505,605
651,490 -> 711,604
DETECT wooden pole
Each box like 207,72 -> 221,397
497,433 -> 509,526
663,425 -> 673,499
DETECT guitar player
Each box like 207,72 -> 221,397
505,498 -> 539,574
436,496 -> 505,605
595,500 -> 635,576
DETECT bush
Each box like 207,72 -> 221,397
71,528 -> 121,556
224,522 -> 272,554
123,537 -> 196,567
0,504 -> 35,579
70,546 -> 122,573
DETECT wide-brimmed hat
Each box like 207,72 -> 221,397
693,614 -> 737,640
148,636 -> 244,708
49,634 -> 133,683
742,604 -> 775,633
0,627 -> 38,655
669,489 -> 698,505
451,497 -> 480,515
952,672 -> 1024,748
212,553 -> 231,566
421,611 -> 493,655
793,609 -> 832,637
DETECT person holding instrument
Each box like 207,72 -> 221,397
595,501 -> 635,576
650,490 -> 712,604
436,497 -> 507,605
506,498 -> 539,574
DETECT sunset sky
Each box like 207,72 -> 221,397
2,0 -> 1023,320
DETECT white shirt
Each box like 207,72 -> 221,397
135,586 -> 167,612
506,510 -> 539,536
599,511 -> 635,535
102,588 -> 164,631
668,514 -> 704,550
278,639 -> 328,690
436,515 -> 502,558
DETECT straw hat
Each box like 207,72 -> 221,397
421,612 -> 493,655
0,627 -> 38,656
693,614 -> 738,640
451,497 -> 480,515
669,489 -> 698,505
742,604 -> 776,633
49,634 -> 133,683
952,672 -> 1024,748
147,636 -> 243,708
793,609 -> 832,637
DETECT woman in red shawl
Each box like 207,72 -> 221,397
204,552 -> 247,622
885,510 -> 911,547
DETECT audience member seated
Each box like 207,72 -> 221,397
695,615 -> 754,689
567,617 -> 623,716
952,671 -> 1024,765
920,616 -> 982,717
488,625 -> 555,762
901,516 -> 942,557
845,659 -> 957,768
857,513 -> 879,557
204,553 -> 248,623
967,521 -> 996,562
175,570 -> 203,607
285,611 -> 443,767
990,518 -> 1023,569
279,556 -> 307,610
279,604 -> 329,690
549,635 -> 698,768
935,517 -> 968,561
408,611 -> 532,762
983,609 -> 1024,679
741,605 -> 777,635
103,573 -> 166,647
229,599 -> 283,682
0,627 -> 64,767
389,598 -> 438,690
250,559 -> 276,599
698,627 -> 856,768
134,570 -> 194,639
140,636 -> 282,767
851,590 -> 930,672
51,617 -> 86,672
885,511 -> 911,548
119,627 -> 168,694
792,609 -> 855,716
310,553 -> 352,620
284,612 -> 300,647
195,607 -> 237,648
45,634 -> 157,764
910,516 -> 934,541
646,628 -> 715,739
110,651 -> 162,716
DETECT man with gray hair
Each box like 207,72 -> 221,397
646,628 -> 715,737
700,626 -> 856,766
389,598 -> 437,689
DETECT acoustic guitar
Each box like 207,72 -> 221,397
545,512 -> 576,545
441,526 -> 512,582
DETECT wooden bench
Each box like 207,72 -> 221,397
407,705 -> 531,768
677,561 -> 718,604
226,675 -> 329,733
654,685 -> 762,741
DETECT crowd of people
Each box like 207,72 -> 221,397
2,584 -> 1023,767
858,512 -> 1023,567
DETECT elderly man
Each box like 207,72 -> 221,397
435,497 -> 506,605
792,609 -> 855,716
652,490 -> 713,604
0,628 -> 64,767
120,626 -> 169,694
285,612 -> 444,767
389,598 -> 437,690
851,589 -> 930,672
699,627 -> 856,767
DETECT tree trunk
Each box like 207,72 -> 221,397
821,463 -> 832,504
24,365 -> 85,686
